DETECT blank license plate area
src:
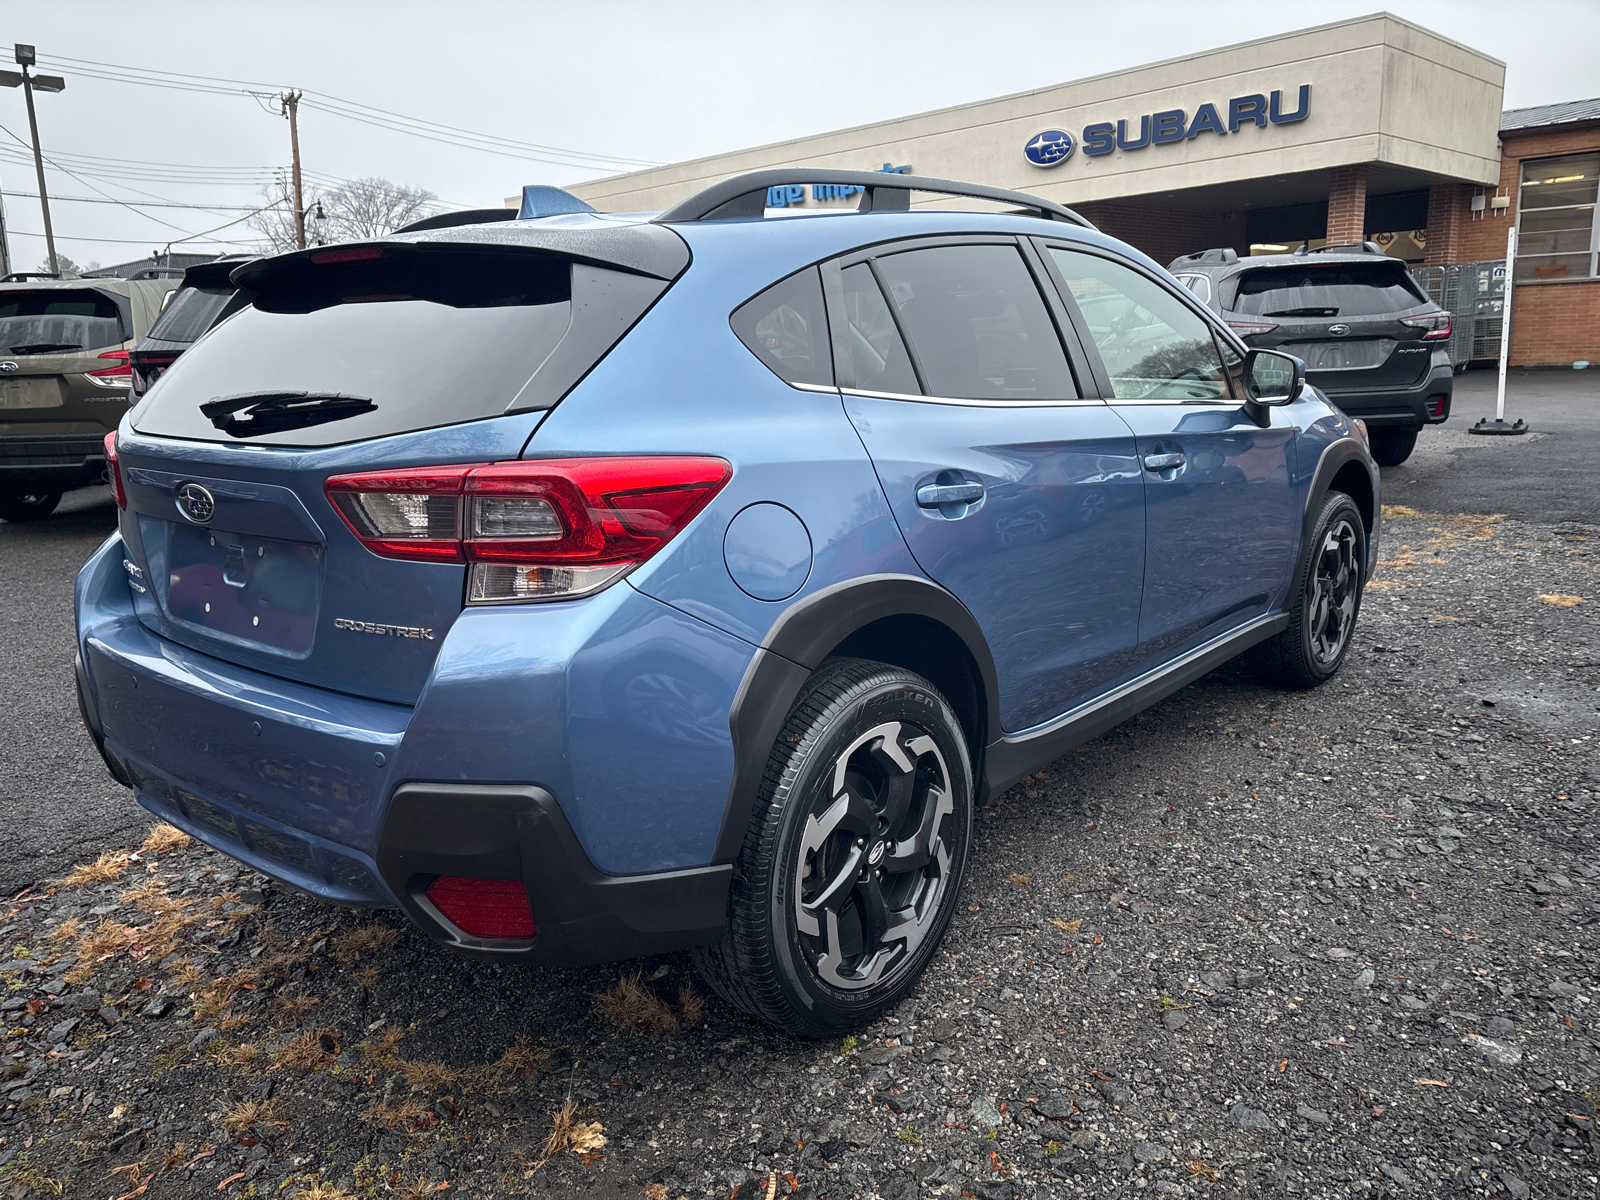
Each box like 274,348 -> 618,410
166,523 -> 322,653
0,378 -> 65,409
1295,341 -> 1386,371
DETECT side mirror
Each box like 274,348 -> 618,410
1243,349 -> 1305,406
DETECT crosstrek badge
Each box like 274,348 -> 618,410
333,617 -> 435,640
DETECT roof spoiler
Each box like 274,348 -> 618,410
1168,247 -> 1239,269
1316,241 -> 1388,257
652,169 -> 1095,229
394,208 -> 518,235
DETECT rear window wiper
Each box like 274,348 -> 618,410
8,342 -> 83,354
1262,307 -> 1340,318
200,390 -> 377,437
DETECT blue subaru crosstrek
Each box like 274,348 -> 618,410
75,170 -> 1379,1036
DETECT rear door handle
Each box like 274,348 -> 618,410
916,481 -> 984,507
1142,452 -> 1185,472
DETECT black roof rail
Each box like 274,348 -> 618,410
393,208 -> 519,235
1,272 -> 62,282
1168,247 -> 1239,269
652,169 -> 1095,229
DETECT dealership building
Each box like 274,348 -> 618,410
566,13 -> 1598,368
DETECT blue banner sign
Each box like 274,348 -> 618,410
1026,86 -> 1311,167
768,164 -> 912,208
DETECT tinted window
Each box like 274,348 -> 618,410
1229,262 -> 1426,317
1048,249 -> 1229,401
730,267 -> 832,386
876,245 -> 1077,400
839,262 -> 919,395
0,288 -> 126,354
147,285 -> 234,345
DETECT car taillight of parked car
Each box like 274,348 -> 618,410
86,349 -> 132,388
129,352 -> 179,397
1400,312 -> 1452,340
104,432 -> 126,509
1227,319 -> 1278,336
324,456 -> 732,604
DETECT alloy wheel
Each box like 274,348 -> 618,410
1307,517 -> 1360,666
793,720 -> 954,991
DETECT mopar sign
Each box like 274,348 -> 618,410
1025,85 -> 1311,167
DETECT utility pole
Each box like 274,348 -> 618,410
1,44 -> 67,275
281,91 -> 306,249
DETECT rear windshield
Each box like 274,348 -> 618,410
0,288 -> 127,354
130,245 -> 665,446
147,285 -> 234,345
1228,263 -> 1426,318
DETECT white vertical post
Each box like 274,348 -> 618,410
1495,225 -> 1516,422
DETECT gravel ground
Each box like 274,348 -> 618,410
1,500 -> 1596,1200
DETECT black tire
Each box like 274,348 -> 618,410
0,488 -> 63,522
1368,426 -> 1418,467
1248,491 -> 1366,689
693,658 -> 973,1037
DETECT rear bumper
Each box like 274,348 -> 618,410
1316,360 -> 1453,428
74,532 -> 748,966
0,434 -> 107,487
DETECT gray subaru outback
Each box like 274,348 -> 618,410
1169,243 -> 1452,466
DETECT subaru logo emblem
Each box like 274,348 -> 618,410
1328,324 -> 1351,337
0,361 -> 17,373
1023,130 -> 1074,168
868,840 -> 887,867
175,482 -> 216,524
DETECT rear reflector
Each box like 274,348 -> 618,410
425,876 -> 536,940
325,456 -> 732,602
1426,394 -> 1448,419
104,431 -> 125,510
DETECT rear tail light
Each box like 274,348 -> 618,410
104,432 -> 126,509
325,456 -> 732,603
1401,312 -> 1452,340
86,349 -> 132,388
1426,395 -> 1448,419
424,876 -> 535,940
1227,320 -> 1278,337
129,352 -> 178,398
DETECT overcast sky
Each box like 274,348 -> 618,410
3,0 -> 1595,269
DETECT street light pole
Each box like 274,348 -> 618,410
0,45 -> 66,275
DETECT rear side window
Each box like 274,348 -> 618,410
1229,263 -> 1426,318
730,267 -> 832,386
875,245 -> 1077,400
0,289 -> 127,354
132,245 -> 667,447
146,285 -> 234,345
839,263 -> 920,395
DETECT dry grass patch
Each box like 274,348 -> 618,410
362,1025 -> 406,1065
360,1097 -> 431,1133
74,918 -> 130,963
291,1182 -> 353,1200
273,993 -> 319,1022
333,924 -> 398,963
61,849 -> 132,889
594,971 -> 705,1033
221,1096 -> 280,1136
542,1097 -> 606,1158
1539,593 -> 1584,607
206,1040 -> 261,1071
399,1060 -> 459,1093
276,1029 -> 336,1072
48,917 -> 81,943
140,823 -> 191,855
495,1035 -> 548,1077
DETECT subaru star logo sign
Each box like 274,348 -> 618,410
175,482 -> 216,524
1328,324 -> 1351,337
0,361 -> 17,373
1023,129 -> 1074,168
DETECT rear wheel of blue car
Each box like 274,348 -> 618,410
1248,490 -> 1366,689
694,658 -> 973,1037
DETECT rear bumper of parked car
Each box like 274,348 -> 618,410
0,433 -> 110,488
1316,359 -> 1453,428
73,532 -> 742,966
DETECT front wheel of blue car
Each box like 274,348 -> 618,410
693,658 -> 973,1037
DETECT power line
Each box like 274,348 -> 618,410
1,190 -> 262,212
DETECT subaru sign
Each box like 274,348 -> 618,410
1023,130 -> 1074,168
1026,85 -> 1311,165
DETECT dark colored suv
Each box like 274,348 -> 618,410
1170,243 -> 1451,465
128,256 -> 253,400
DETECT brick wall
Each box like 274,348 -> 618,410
1443,124 -> 1600,263
1073,201 -> 1247,268
1509,279 -> 1600,366
1326,166 -> 1368,244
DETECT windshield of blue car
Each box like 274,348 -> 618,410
0,289 -> 127,354
1228,263 -> 1426,318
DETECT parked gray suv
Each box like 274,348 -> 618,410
1169,243 -> 1452,465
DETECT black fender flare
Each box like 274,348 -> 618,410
1302,436 -> 1381,576
713,573 -> 1000,862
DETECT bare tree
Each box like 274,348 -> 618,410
248,176 -> 441,253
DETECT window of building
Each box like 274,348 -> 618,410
873,245 -> 1078,400
1047,249 -> 1230,400
1517,153 -> 1600,281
